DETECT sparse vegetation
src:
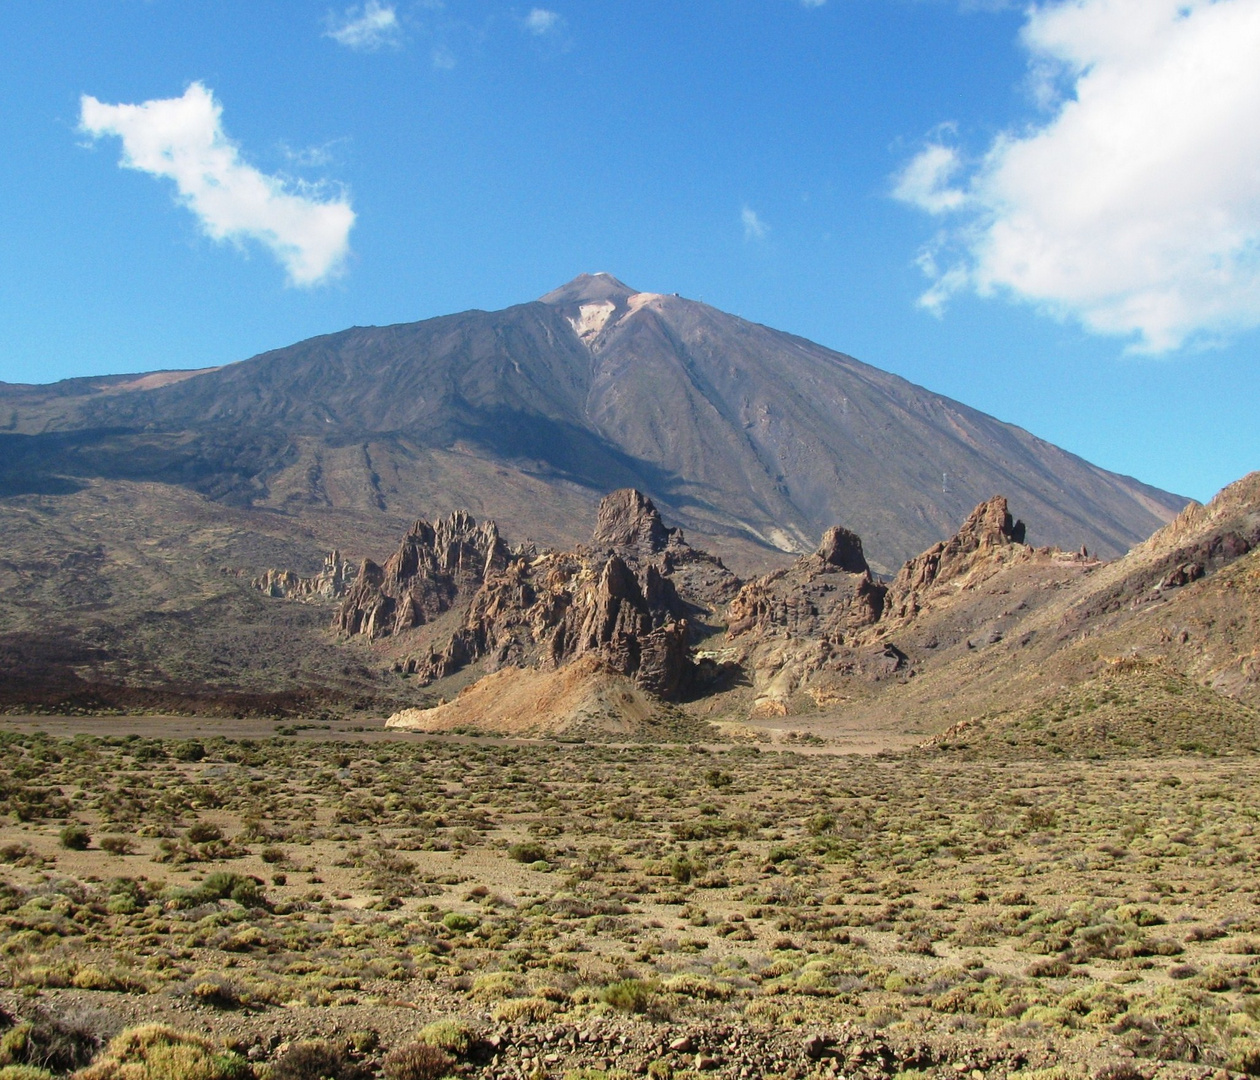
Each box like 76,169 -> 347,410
3,728 -> 1260,1077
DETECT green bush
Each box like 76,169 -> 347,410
185,822 -> 223,845
58,825 -> 90,851
173,740 -> 206,762
74,1025 -> 251,1080
98,836 -> 136,856
442,912 -> 479,933
417,1020 -> 475,1058
507,841 -> 547,863
164,872 -> 266,910
599,979 -> 655,1014
669,855 -> 699,883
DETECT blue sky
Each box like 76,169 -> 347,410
1,0 -> 1257,504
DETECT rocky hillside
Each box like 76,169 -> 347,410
0,273 -> 1184,575
371,473 -> 1260,745
723,471 -> 1260,749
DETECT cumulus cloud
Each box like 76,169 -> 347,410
894,0 -> 1260,353
80,83 -> 355,286
742,205 -> 769,241
523,8 -> 562,34
326,1 -> 402,51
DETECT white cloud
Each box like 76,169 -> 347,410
326,1 -> 402,51
742,205 -> 769,241
891,141 -> 966,215
894,0 -> 1260,353
524,8 -> 562,34
80,83 -> 355,287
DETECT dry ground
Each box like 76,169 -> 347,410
2,721 -> 1260,1079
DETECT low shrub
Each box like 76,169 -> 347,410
58,825 -> 90,851
98,836 -> 136,856
417,1020 -> 475,1059
381,1041 -> 454,1080
185,823 -> 223,845
270,1039 -> 373,1080
173,740 -> 206,762
73,1024 -> 250,1080
507,841 -> 547,863
0,1006 -> 117,1073
599,979 -> 655,1014
198,872 -> 265,908
492,997 -> 560,1023
441,912 -> 478,933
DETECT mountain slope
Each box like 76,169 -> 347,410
0,274 -> 1183,575
700,471 -> 1260,750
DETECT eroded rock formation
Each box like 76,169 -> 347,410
727,527 -> 885,642
335,511 -> 510,639
725,497 -> 1042,715
882,496 -> 1029,622
343,490 -> 737,700
251,551 -> 356,601
328,489 -> 1122,723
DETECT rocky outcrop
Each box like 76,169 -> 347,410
592,488 -> 677,554
1060,471 -> 1260,628
591,489 -> 740,607
882,497 -> 1029,622
346,487 -> 1210,726
335,511 -> 510,639
723,497 -> 1041,715
251,551 -> 356,601
407,508 -> 698,696
351,490 -> 737,701
354,492 -> 1051,717
723,525 -> 896,714
727,528 -> 885,642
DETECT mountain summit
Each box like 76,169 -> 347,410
0,274 -> 1184,573
538,271 -> 640,307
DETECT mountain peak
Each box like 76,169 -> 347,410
539,272 -> 639,307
